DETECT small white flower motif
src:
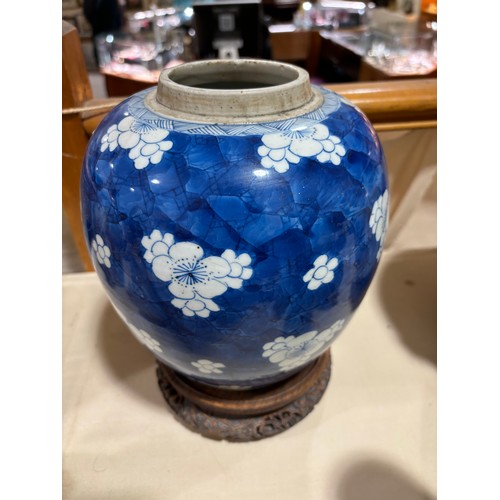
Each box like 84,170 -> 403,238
303,255 -> 339,290
171,297 -> 220,318
100,123 -> 120,152
91,234 -> 111,268
191,359 -> 226,374
127,323 -> 163,353
219,249 -> 254,289
262,321 -> 345,372
369,189 -> 389,261
109,306 -> 164,354
315,319 -> 345,343
142,230 -> 253,317
257,124 -> 346,173
100,115 -> 173,170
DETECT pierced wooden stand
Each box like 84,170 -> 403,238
156,350 -> 331,442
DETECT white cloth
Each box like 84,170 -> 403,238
63,247 -> 436,499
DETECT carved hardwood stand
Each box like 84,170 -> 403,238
156,351 -> 331,442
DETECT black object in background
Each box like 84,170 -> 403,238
193,0 -> 267,59
84,0 -> 125,64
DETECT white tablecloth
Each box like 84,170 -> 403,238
63,247 -> 436,500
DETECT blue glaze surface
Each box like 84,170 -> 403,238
81,85 -> 389,388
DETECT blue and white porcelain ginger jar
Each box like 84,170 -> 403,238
81,59 -> 389,390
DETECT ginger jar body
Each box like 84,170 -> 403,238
81,59 -> 389,389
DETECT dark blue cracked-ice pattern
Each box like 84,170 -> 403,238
81,87 -> 388,388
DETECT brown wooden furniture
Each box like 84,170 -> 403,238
319,30 -> 437,83
326,79 -> 436,128
102,71 -> 156,98
358,59 -> 437,82
62,21 -> 95,271
317,30 -> 365,82
268,28 -> 322,76
268,27 -> 437,83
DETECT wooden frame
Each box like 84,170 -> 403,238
62,21 -> 94,271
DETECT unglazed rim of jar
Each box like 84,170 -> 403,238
144,58 -> 324,124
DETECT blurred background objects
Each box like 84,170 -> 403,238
62,0 -> 436,96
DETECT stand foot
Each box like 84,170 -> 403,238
156,350 -> 331,442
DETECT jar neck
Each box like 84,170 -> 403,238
145,59 -> 323,124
